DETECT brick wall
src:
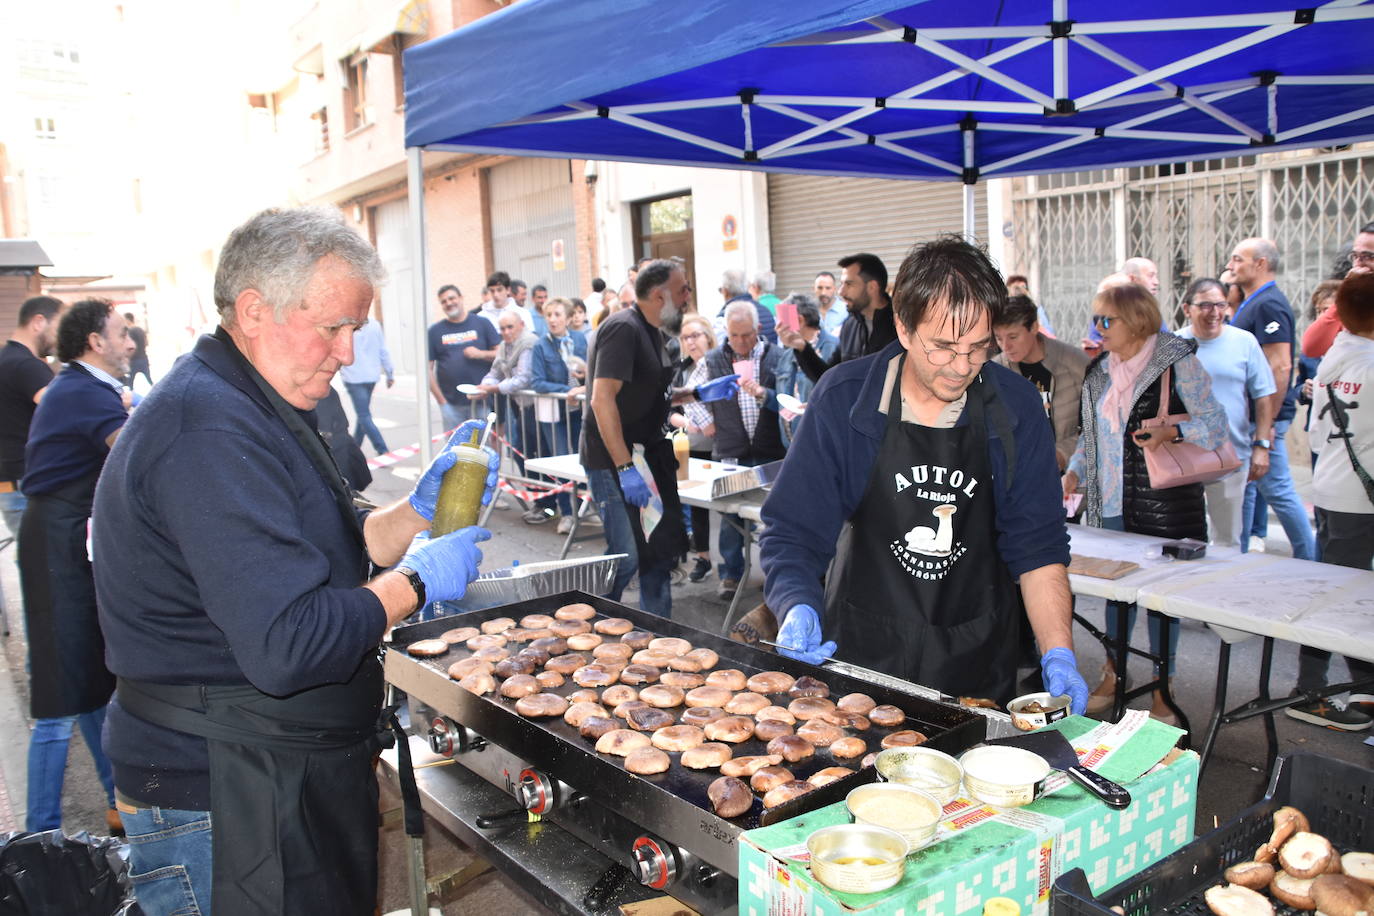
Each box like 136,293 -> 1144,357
571,159 -> 598,294
423,164 -> 490,310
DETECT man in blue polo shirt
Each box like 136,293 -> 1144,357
1226,237 -> 1316,560
19,298 -> 133,836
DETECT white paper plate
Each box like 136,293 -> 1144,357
777,393 -> 806,414
455,383 -> 484,395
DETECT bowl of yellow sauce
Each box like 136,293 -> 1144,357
806,823 -> 909,894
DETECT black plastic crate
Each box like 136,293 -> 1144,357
1053,753 -> 1373,915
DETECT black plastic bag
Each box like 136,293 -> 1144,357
0,830 -> 142,916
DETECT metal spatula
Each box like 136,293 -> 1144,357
989,730 -> 1131,808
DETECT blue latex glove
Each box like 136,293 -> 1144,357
1041,647 -> 1090,715
399,527 -> 492,603
408,420 -> 500,520
695,373 -> 741,404
776,604 -> 837,666
618,465 -> 652,508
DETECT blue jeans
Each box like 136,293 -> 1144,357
587,467 -> 671,617
440,398 -> 478,430
122,805 -> 213,916
26,707 -> 116,831
719,514 -> 750,582
1099,515 -> 1180,678
1242,419 -> 1316,560
0,488 -> 25,538
343,381 -> 387,454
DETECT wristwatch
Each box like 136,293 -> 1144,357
1252,438 -> 1272,450
616,461 -> 636,475
395,566 -> 427,610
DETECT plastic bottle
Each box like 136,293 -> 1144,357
431,429 -> 491,536
673,429 -> 690,480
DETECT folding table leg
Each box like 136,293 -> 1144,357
1110,601 -> 1131,721
1154,616 -> 1192,740
1197,640 -> 1231,773
1259,637 -> 1279,774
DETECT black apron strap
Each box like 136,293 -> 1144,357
212,326 -> 365,551
976,372 -> 1016,493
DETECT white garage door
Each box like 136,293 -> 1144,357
488,157 -> 580,298
768,174 -> 987,298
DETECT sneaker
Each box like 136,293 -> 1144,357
555,516 -> 574,535
1348,693 -> 1374,717
1284,697 -> 1372,731
688,557 -> 712,582
522,508 -> 553,525
717,578 -> 739,600
1248,535 -> 1267,553
580,512 -> 603,527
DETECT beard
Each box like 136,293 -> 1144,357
661,303 -> 684,335
847,288 -> 869,315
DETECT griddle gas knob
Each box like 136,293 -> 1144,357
427,717 -> 458,757
518,768 -> 555,815
631,836 -> 678,890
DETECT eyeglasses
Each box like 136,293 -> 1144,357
1189,301 -> 1229,312
913,329 -> 993,367
680,331 -> 706,341
1353,250 -> 1374,265
1092,314 -> 1119,329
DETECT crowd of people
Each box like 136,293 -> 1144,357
0,204 -> 1370,913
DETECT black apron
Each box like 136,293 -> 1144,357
115,329 -> 403,916
19,471 -> 115,719
825,359 -> 1021,703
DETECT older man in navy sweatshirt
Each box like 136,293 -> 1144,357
759,236 -> 1089,711
92,207 -> 498,916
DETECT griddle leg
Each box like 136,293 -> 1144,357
1197,639 -> 1231,774
407,836 -> 429,916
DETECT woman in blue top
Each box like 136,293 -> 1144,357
531,297 -> 588,532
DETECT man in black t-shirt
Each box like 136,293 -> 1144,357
1227,237 -> 1316,560
427,284 -> 500,429
581,259 -> 739,617
0,296 -> 61,537
992,296 -> 1089,470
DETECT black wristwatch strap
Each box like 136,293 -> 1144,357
396,566 -> 427,610
616,461 -> 635,474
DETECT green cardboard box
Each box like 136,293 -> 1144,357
739,717 -> 1198,915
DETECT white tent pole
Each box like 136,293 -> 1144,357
963,184 -> 976,240
912,34 -> 1056,109
1052,0 -> 1069,102
407,146 -> 434,466
1276,103 -> 1374,142
962,122 -> 976,240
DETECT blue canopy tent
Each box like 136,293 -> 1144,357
399,0 -> 1374,455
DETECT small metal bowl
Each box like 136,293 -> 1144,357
807,823 -> 909,894
875,746 -> 963,805
1006,692 -> 1071,731
846,782 -> 943,851
959,746 -> 1050,808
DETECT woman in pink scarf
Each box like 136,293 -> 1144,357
1064,283 -> 1229,726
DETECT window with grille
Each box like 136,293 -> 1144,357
343,56 -> 370,131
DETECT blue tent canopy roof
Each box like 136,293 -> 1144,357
403,0 -> 1374,180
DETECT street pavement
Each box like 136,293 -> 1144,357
0,372 -> 1367,913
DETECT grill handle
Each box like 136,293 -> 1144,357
474,807 -> 527,829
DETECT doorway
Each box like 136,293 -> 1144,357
632,193 -> 695,312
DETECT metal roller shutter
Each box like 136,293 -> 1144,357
767,175 -> 986,298
488,157 -> 580,298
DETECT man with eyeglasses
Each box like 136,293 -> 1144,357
1302,222 -> 1374,360
1227,237 -> 1316,560
1177,279 -> 1276,548
760,236 -> 1087,712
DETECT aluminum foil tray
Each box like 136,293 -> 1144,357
448,554 -> 626,611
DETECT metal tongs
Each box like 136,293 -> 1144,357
760,640 -> 951,703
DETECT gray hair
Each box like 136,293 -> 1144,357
723,299 -> 759,330
1250,238 -> 1281,274
1121,257 -> 1155,281
721,268 -> 748,298
214,207 -> 385,325
751,269 -> 776,293
633,259 -> 680,301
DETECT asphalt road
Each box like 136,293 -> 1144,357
0,372 -> 1366,914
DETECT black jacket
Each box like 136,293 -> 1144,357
796,300 -> 898,384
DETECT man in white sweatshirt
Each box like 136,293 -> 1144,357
1291,271 -> 1374,729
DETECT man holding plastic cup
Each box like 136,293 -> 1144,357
582,258 -> 740,617
91,207 -> 500,916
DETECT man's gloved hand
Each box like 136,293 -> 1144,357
1041,647 -> 1090,715
776,604 -> 837,666
695,374 -> 741,404
618,465 -> 652,508
399,527 -> 492,603
408,420 -> 500,520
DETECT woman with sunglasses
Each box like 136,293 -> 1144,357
1064,281 -> 1229,725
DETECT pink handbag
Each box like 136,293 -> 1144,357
1138,365 -> 1242,488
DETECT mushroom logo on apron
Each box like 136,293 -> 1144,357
889,464 -> 978,580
